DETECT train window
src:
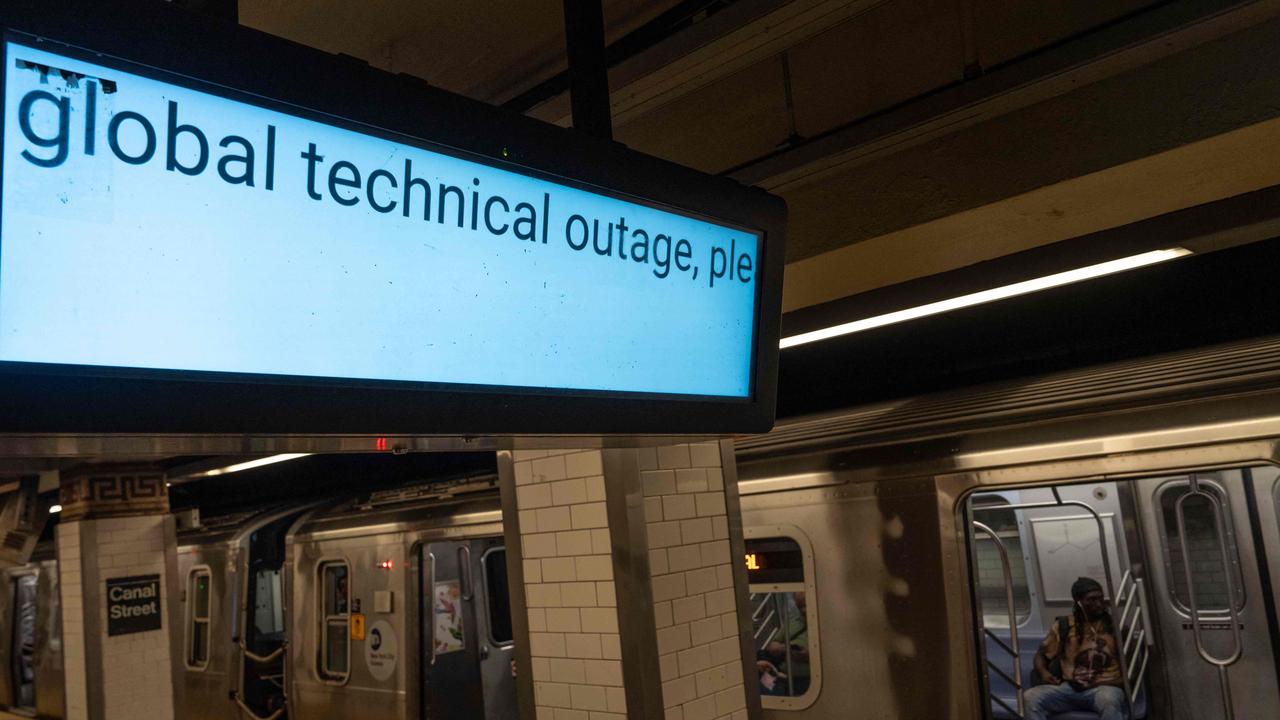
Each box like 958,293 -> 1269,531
970,495 -> 1032,625
186,568 -> 211,670
319,561 -> 350,681
253,568 -> 285,639
1156,480 -> 1245,614
482,548 -> 514,645
744,527 -> 822,711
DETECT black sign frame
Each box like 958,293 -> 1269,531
0,0 -> 785,435
106,574 -> 162,636
744,537 -> 805,585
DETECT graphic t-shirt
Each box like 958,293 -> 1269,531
1041,616 -> 1122,687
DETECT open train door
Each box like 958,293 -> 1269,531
420,541 -> 486,720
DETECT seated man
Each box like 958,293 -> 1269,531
1024,577 -> 1128,720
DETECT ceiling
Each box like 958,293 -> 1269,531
234,0 -> 1280,313
239,0 -> 687,103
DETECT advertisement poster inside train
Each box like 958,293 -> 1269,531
0,42 -> 762,399
433,581 -> 465,654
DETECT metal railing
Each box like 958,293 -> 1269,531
236,638 -> 287,719
1114,570 -> 1152,705
234,692 -> 285,720
972,521 -> 1024,719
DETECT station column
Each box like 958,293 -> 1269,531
56,465 -> 179,720
500,441 -> 760,720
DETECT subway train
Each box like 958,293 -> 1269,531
4,334 -> 1280,719
0,541 -> 62,719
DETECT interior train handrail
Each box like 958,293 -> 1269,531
1113,570 -> 1151,705
1175,474 -> 1243,719
753,608 -> 778,645
239,641 -> 286,665
973,497 -> 1139,707
778,593 -> 795,692
751,593 -> 771,621
972,521 -> 1024,719
233,692 -> 284,720
428,551 -> 438,667
1130,578 -> 1152,704
983,627 -> 1017,657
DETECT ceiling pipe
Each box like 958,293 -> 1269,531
508,0 -> 736,114
562,0 -> 614,139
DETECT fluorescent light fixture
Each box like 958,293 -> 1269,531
49,504 -> 62,513
192,453 -> 312,478
780,248 -> 1192,349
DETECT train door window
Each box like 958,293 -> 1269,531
744,526 -> 821,710
186,567 -> 211,670
253,568 -> 285,640
481,548 -> 513,645
319,561 -> 350,681
970,495 -> 1032,626
1156,479 -> 1245,613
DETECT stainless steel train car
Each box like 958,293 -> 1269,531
282,477 -> 517,720
6,336 -> 1280,720
0,541 -> 63,719
176,504 -> 311,720
736,335 -> 1280,720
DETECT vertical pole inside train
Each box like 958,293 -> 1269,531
971,521 -> 1024,719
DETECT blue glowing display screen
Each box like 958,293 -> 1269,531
0,42 -> 761,398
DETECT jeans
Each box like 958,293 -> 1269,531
1023,683 -> 1127,720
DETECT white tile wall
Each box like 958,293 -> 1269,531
513,449 -> 628,720
58,516 -> 175,720
57,524 -> 89,720
639,442 -> 748,720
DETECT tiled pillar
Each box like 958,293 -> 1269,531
502,449 -> 628,720
499,442 -> 759,720
57,466 -> 179,720
637,442 -> 754,720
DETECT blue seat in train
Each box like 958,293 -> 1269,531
985,629 -> 1147,720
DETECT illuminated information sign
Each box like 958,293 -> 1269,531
744,538 -> 803,584
1,42 -> 762,399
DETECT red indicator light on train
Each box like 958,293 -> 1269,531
378,560 -> 393,570
375,437 -> 388,451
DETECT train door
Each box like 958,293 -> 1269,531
1134,467 -> 1280,719
9,573 -> 37,713
239,513 -> 297,719
419,540 -> 485,720
475,543 -> 517,720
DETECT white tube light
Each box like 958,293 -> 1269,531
192,453 -> 312,478
49,504 -> 62,513
779,248 -> 1192,349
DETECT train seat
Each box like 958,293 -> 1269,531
985,629 -> 1147,720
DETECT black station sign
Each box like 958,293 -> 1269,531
106,574 -> 162,636
0,0 -> 785,436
